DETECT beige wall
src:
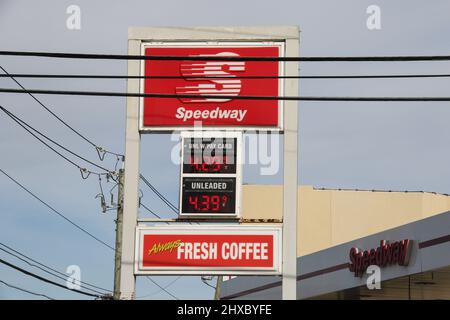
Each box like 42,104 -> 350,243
241,185 -> 450,256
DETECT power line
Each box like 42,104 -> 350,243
0,168 -> 180,298
0,279 -> 55,300
3,73 -> 450,80
0,257 -> 101,298
0,105 -> 85,172
145,277 -> 179,300
0,107 -> 181,295
1,66 -> 176,220
0,102 -> 181,219
140,202 -> 163,219
1,105 -> 173,219
1,66 -> 181,219
0,168 -> 115,250
2,50 -> 450,61
137,276 -> 181,299
0,65 -> 123,159
140,174 -> 178,213
2,106 -> 176,216
0,246 -> 105,296
0,242 -> 111,294
0,105 -> 114,177
2,87 -> 450,102
201,276 -> 216,290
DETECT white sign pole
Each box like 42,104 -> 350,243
119,38 -> 141,300
282,34 -> 299,300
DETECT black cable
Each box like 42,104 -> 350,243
3,73 -> 450,80
137,276 -> 181,299
0,106 -> 186,229
0,279 -> 56,300
1,107 -> 178,225
1,108 -> 176,216
2,87 -> 450,101
145,277 -> 179,300
201,278 -> 216,290
0,65 -> 123,158
0,257 -> 101,298
0,105 -> 113,174
2,50 -> 450,61
0,106 -> 83,171
0,168 -> 181,298
140,176 -> 178,212
0,168 -> 115,251
140,175 -> 178,213
0,247 -> 106,296
0,76 -> 177,230
0,242 -> 111,294
140,203 -> 163,219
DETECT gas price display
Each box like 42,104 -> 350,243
182,137 -> 236,174
181,177 -> 236,214
179,133 -> 241,218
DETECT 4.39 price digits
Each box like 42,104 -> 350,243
188,194 -> 229,212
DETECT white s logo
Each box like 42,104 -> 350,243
176,52 -> 245,103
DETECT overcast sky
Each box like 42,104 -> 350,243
1,0 -> 450,300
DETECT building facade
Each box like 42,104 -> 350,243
221,186 -> 450,299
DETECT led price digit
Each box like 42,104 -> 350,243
190,155 -> 229,173
187,194 -> 229,212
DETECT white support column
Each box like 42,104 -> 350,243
119,39 -> 141,300
282,35 -> 299,300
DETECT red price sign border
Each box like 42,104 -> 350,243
134,224 -> 282,275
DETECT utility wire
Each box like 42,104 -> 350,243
201,277 -> 216,290
0,108 -> 181,296
0,97 -> 176,216
140,203 -> 163,219
1,106 -> 170,217
145,277 -> 179,300
2,87 -> 450,102
0,242 -> 111,294
140,174 -> 178,213
0,65 -> 123,159
3,73 -> 450,80
2,50 -> 450,61
0,246 -> 105,296
0,105 -> 114,176
2,106 -> 175,219
0,168 -> 180,299
0,105 -> 85,172
137,276 -> 181,299
0,279 -> 56,300
0,257 -> 100,298
0,168 -> 114,250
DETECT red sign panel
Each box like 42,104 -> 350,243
140,43 -> 283,129
135,226 -> 281,274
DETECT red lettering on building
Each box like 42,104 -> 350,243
348,240 -> 412,277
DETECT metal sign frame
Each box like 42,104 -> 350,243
120,26 -> 299,300
178,131 -> 242,219
134,224 -> 282,275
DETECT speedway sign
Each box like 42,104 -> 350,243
139,41 -> 284,130
134,225 -> 282,275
